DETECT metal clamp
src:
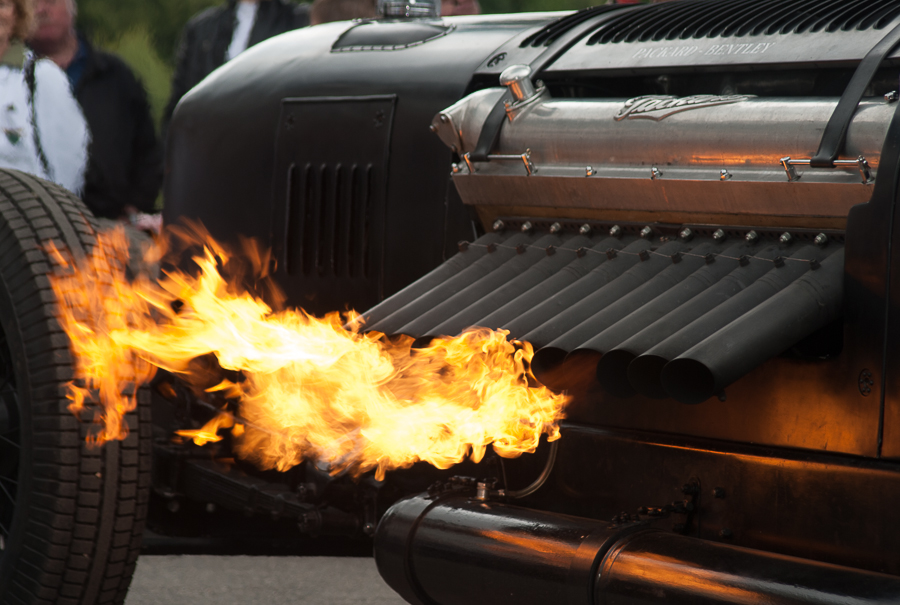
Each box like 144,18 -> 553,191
464,149 -> 536,176
780,156 -> 873,184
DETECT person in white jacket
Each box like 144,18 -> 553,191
0,0 -> 87,194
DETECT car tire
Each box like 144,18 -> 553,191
0,170 -> 151,605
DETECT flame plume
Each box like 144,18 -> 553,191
48,225 -> 568,479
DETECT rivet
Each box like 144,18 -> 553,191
745,230 -> 759,243
605,248 -> 617,260
429,124 -> 437,133
521,221 -> 533,233
492,220 -> 505,232
814,233 -> 828,247
609,225 -> 622,238
457,240 -> 469,252
579,223 -> 592,236
713,229 -> 726,242
639,250 -> 650,261
549,222 -> 562,234
640,226 -> 653,239
440,114 -> 449,123
779,232 -> 792,244
679,228 -> 693,241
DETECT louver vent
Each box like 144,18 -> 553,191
586,0 -> 900,46
286,162 -> 374,278
519,5 -> 623,48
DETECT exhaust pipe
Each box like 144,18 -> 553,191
366,231 -> 535,335
398,233 -> 563,338
587,241 -> 756,397
529,241 -> 688,381
359,231 -> 505,329
661,248 -> 844,405
375,493 -> 900,605
626,243 -> 831,399
501,238 -> 652,342
422,233 -> 594,340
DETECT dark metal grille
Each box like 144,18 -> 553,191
286,162 -> 374,278
586,0 -> 900,46
519,6 -> 620,48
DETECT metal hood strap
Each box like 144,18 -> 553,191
811,19 -> 900,168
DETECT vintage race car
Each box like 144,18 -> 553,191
6,0 -> 900,603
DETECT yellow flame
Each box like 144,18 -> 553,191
49,225 -> 568,479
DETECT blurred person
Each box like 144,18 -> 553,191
0,0 -> 86,193
163,0 -> 310,134
310,0 -> 376,25
441,0 -> 479,16
28,0 -> 163,224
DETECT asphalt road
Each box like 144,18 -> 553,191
125,555 -> 408,605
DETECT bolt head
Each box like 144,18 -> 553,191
814,233 -> 828,246
492,220 -> 505,232
679,228 -> 693,241
745,230 -> 758,243
549,222 -> 561,234
712,229 -> 726,241
440,114 -> 448,123
579,223 -> 592,236
640,226 -> 653,239
609,225 -> 622,237
779,232 -> 792,244
521,221 -> 533,233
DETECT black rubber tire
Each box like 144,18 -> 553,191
0,170 -> 151,605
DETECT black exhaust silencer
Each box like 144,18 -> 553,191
661,248 -> 844,405
375,494 -> 900,605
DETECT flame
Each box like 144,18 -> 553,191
48,224 -> 568,479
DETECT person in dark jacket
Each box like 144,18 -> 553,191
163,0 -> 310,135
28,0 -> 162,222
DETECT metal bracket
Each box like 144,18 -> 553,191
465,149 -> 536,176
780,155 -> 873,184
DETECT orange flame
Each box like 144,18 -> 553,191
49,225 -> 568,479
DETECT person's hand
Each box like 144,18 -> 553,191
130,212 -> 163,235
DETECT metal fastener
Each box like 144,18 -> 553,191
859,369 -> 874,397
679,228 -> 693,241
549,222 -> 562,234
429,124 -> 437,133
451,163 -> 460,174
475,482 -> 489,500
586,166 -> 594,177
640,226 -> 653,239
713,229 -> 726,242
609,225 -> 623,238
720,169 -> 732,181
458,240 -> 469,252
651,166 -> 663,180
579,223 -> 592,236
745,230 -> 759,243
492,219 -> 505,232
521,221 -> 533,233
887,91 -> 899,103
779,232 -> 792,244
440,114 -> 449,123
814,233 -> 828,247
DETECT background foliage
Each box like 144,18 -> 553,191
75,0 -> 638,125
